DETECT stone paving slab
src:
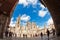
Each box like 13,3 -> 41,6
0,36 -> 60,40
0,37 -> 59,40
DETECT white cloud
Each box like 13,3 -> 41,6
9,14 -> 31,27
40,3 -> 45,8
9,17 -> 16,27
18,0 -> 28,7
27,0 -> 37,5
38,10 -> 48,17
37,3 -> 45,9
47,18 -> 54,25
18,0 -> 38,7
21,14 -> 31,22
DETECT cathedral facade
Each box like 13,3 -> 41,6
8,15 -> 55,38
8,15 -> 41,37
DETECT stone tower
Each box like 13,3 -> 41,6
32,22 -> 37,29
15,15 -> 20,28
44,24 -> 47,34
26,22 -> 31,30
15,15 -> 21,37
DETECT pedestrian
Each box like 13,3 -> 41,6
40,32 -> 43,39
46,29 -> 50,40
5,30 -> 8,37
52,28 -> 55,37
9,31 -> 13,37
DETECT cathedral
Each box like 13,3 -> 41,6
8,15 -> 55,38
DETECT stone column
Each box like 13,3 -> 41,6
0,0 -> 19,38
41,0 -> 60,36
0,14 -> 7,38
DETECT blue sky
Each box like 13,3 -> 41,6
9,0 -> 53,28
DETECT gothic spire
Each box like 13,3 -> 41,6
15,15 -> 21,27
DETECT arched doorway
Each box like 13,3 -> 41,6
40,0 -> 60,36
0,0 -> 60,39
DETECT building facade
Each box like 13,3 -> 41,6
9,15 -> 55,38
8,15 -> 41,38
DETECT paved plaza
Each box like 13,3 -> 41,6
0,37 -> 59,40
0,34 -> 60,40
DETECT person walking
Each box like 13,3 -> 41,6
5,30 -> 8,37
52,28 -> 55,37
40,32 -> 43,39
9,31 -> 13,37
46,29 -> 50,40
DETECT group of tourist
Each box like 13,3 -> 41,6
40,28 -> 55,40
5,30 -> 13,38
